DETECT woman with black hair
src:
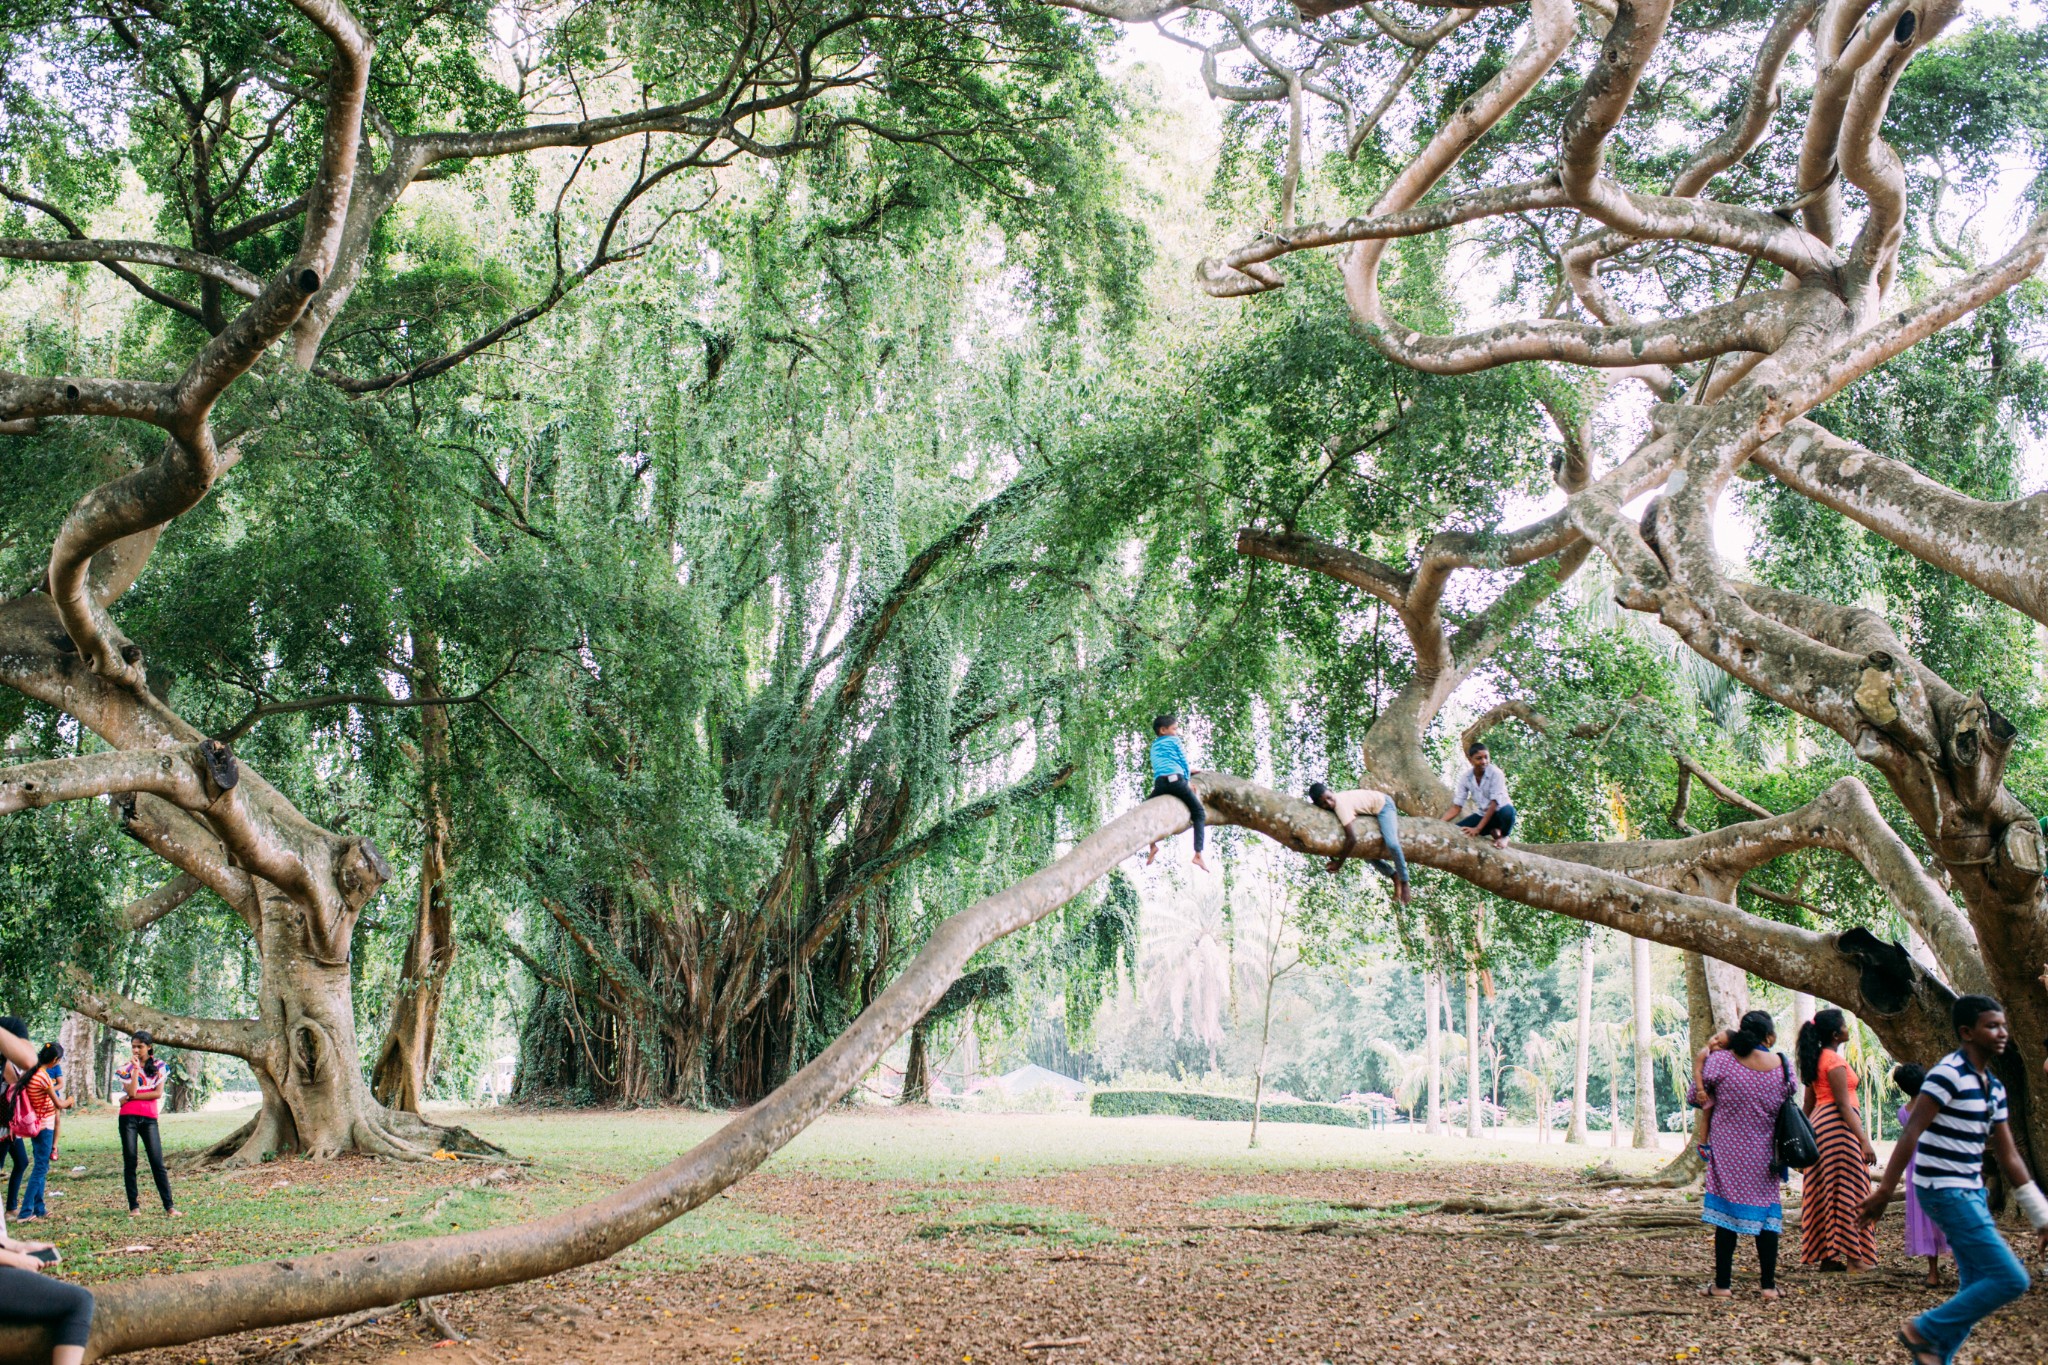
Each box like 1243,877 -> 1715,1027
1689,1010 -> 1796,1298
11,1043 -> 65,1220
2,1071 -> 26,1220
1798,1009 -> 1877,1270
0,1230 -> 93,1365
114,1032 -> 179,1218
0,1015 -> 94,1365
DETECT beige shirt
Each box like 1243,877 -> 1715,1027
1329,788 -> 1391,825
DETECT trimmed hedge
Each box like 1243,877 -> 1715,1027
1090,1090 -> 1369,1128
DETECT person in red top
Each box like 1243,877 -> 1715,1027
0,1014 -> 93,1365
113,1032 -> 179,1218
12,1044 -> 68,1220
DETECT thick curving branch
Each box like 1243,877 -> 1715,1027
123,873 -> 205,931
34,0 -> 371,694
0,236 -> 264,300
0,770 -> 1957,1363
1749,418 -> 2048,626
0,746 -> 219,816
65,969 -> 270,1062
0,791 -> 1197,1362
1837,0 -> 1963,293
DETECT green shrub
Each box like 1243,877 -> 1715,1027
1089,1090 -> 1368,1127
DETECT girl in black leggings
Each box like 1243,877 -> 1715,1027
0,1243 -> 94,1365
114,1032 -> 179,1217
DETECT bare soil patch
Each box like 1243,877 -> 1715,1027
124,1158 -> 2048,1365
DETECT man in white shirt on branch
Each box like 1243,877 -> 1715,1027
1445,742 -> 1515,847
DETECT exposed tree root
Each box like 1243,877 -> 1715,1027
235,1305 -> 401,1364
418,1299 -> 466,1343
188,1104 -> 511,1170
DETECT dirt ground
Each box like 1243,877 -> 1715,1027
124,1154 -> 2048,1365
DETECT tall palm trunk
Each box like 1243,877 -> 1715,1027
1465,968 -> 1482,1137
1632,935 -> 1657,1148
1567,937 -> 1592,1143
1424,971 -> 1442,1135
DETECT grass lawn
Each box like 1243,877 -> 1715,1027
38,1106 -> 1995,1365
28,1103 -> 1674,1280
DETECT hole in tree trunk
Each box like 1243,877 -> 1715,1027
1894,10 -> 1916,43
1836,927 -> 1928,1015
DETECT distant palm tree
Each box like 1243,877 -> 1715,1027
1368,1039 -> 1428,1122
1138,872 -> 1232,1067
1516,1033 -> 1563,1142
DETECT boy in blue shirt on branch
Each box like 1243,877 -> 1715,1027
1144,713 -> 1209,872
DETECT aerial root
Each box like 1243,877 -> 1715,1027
234,1295 -> 468,1363
1236,1194 -> 1710,1240
236,1304 -> 404,1363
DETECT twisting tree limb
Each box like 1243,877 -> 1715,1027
123,873 -> 205,931
0,774 -> 1961,1362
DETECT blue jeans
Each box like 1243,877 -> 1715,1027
1366,805 -> 1408,885
1915,1185 -> 2030,1362
19,1127 -> 53,1218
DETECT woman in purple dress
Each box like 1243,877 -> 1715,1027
1691,1009 -> 1797,1299
1891,1063 -> 1949,1285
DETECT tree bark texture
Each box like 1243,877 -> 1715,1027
371,635 -> 455,1113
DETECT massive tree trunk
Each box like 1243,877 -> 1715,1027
900,1023 -> 932,1105
371,634 -> 456,1113
1567,937 -> 1593,1144
58,1013 -> 98,1105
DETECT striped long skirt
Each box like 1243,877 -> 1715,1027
1800,1102 -> 1877,1266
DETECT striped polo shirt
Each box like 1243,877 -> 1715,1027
1913,1049 -> 2008,1190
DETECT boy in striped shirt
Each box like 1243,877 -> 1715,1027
1864,995 -> 2048,1364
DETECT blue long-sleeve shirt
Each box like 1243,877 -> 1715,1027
1150,734 -> 1190,779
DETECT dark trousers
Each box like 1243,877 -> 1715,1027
1714,1226 -> 1779,1290
119,1113 -> 175,1212
1457,805 -> 1517,840
0,1266 -> 95,1347
1149,774 -> 1205,853
3,1133 -> 25,1214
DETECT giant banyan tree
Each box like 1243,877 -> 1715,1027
4,0 -> 2048,1355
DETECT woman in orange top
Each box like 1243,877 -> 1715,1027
1798,1009 -> 1877,1270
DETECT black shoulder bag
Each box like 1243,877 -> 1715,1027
1775,1054 -> 1820,1170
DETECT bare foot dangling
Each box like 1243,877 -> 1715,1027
1396,881 -> 1413,905
1145,842 -> 1158,866
1325,858 -> 1343,874
1192,851 -> 1210,872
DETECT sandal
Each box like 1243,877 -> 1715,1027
1897,1327 -> 1940,1365
1700,1286 -> 1732,1299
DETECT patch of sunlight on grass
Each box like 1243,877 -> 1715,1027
888,1187 -> 976,1215
619,1203 -> 853,1272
